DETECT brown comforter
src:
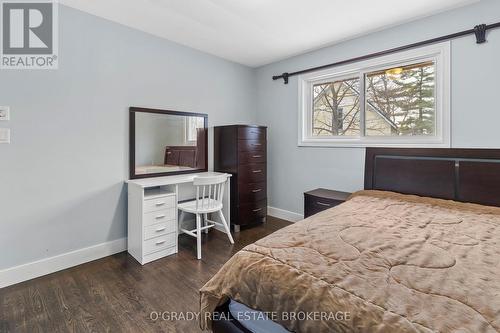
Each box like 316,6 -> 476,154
200,190 -> 500,332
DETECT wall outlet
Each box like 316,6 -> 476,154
0,128 -> 10,144
0,106 -> 10,121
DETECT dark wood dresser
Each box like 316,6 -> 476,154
214,125 -> 267,231
304,188 -> 351,218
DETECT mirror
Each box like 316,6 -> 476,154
130,107 -> 208,179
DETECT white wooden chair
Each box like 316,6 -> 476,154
178,174 -> 234,259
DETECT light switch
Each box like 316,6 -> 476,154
0,128 -> 10,144
0,106 -> 9,121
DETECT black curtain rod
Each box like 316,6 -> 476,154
272,22 -> 500,84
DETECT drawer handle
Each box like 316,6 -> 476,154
252,189 -> 262,193
156,240 -> 166,245
253,208 -> 263,212
155,214 -> 166,219
316,202 -> 331,207
155,202 -> 165,206
156,227 -> 166,232
252,170 -> 262,173
252,155 -> 262,158
253,143 -> 262,146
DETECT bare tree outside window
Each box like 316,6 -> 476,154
366,61 -> 435,136
312,78 -> 360,136
311,61 -> 435,138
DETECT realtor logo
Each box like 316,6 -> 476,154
1,0 -> 58,69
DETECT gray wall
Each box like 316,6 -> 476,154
0,6 -> 256,270
256,0 -> 500,215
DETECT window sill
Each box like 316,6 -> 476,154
298,138 -> 450,148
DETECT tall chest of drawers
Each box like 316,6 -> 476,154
214,125 -> 267,231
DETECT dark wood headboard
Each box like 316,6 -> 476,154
164,146 -> 197,168
364,148 -> 500,207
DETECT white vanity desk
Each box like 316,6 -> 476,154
127,172 -> 231,265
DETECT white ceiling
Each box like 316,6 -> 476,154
60,0 -> 478,67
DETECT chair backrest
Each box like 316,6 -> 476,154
193,174 -> 229,210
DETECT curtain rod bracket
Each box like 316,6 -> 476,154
474,24 -> 487,43
272,72 -> 289,84
282,73 -> 289,84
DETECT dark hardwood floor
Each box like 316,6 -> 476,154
0,217 -> 290,333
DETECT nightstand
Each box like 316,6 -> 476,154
304,188 -> 352,218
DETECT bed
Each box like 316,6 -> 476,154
164,145 -> 198,168
134,164 -> 195,175
135,145 -> 202,175
200,148 -> 500,333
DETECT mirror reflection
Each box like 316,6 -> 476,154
134,111 -> 206,176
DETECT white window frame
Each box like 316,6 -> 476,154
298,42 -> 451,148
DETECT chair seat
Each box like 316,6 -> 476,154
178,199 -> 223,214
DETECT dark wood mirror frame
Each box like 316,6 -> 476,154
129,107 -> 208,179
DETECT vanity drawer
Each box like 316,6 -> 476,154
238,127 -> 266,141
238,139 -> 266,153
238,164 -> 266,184
144,233 -> 176,255
239,182 -> 267,203
239,151 -> 266,164
238,200 -> 267,225
143,208 -> 176,226
143,195 -> 176,213
144,220 -> 176,240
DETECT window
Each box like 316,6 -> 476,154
186,116 -> 204,143
299,42 -> 450,147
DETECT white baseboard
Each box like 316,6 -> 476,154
0,238 -> 127,289
268,206 -> 303,222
